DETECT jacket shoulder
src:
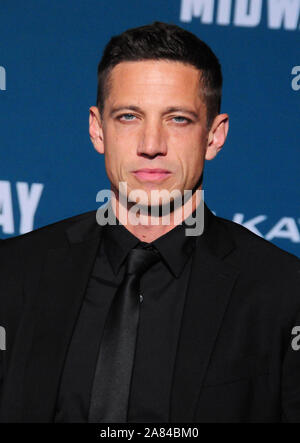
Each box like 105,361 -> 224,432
0,209 -> 97,255
213,214 -> 300,337
215,214 -> 299,264
212,214 -> 300,305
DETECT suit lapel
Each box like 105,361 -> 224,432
170,211 -> 240,422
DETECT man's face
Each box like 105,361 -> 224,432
90,60 -> 227,207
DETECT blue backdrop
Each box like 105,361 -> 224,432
0,0 -> 299,257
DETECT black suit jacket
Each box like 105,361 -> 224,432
0,204 -> 300,423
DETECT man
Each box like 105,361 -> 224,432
0,22 -> 299,423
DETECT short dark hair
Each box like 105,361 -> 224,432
96,21 -> 222,129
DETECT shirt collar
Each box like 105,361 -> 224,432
102,201 -> 206,278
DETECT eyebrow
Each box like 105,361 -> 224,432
109,105 -> 199,120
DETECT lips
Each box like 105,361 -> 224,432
132,168 -> 171,182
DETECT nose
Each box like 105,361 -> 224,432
137,118 -> 167,158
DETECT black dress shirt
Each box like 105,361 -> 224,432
54,211 -> 199,422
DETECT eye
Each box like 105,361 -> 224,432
118,113 -> 136,121
172,116 -> 191,124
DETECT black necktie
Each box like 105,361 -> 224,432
88,242 -> 160,423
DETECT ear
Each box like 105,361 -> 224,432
89,106 -> 104,154
205,113 -> 229,161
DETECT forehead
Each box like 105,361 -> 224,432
106,60 -> 204,108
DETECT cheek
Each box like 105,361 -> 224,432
178,145 -> 206,187
174,138 -> 205,170
104,131 -> 122,163
104,141 -> 132,184
105,126 -> 136,161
